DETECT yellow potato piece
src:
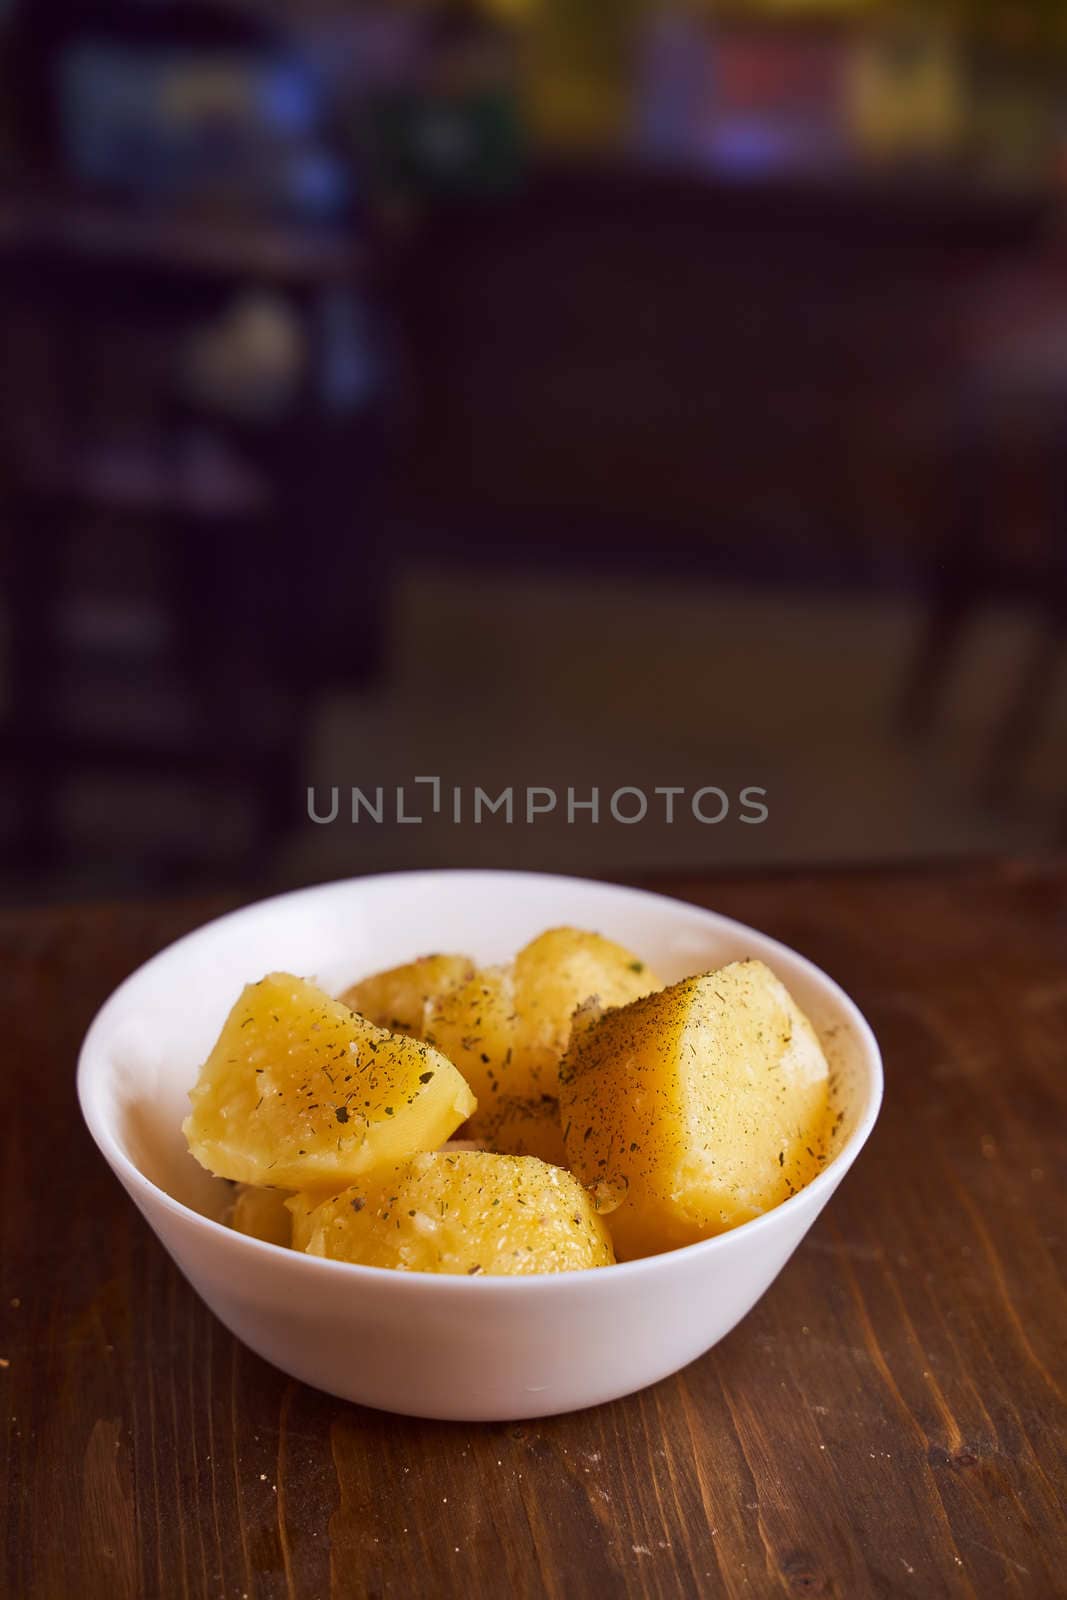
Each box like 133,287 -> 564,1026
427,928 -> 660,1101
559,960 -> 832,1260
184,973 -> 476,1190
465,1094 -> 568,1169
424,964 -> 517,1098
339,953 -> 475,1037
289,1151 -> 615,1275
512,928 -> 660,1090
229,1183 -> 293,1248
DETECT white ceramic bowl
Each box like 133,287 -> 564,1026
78,870 -> 882,1421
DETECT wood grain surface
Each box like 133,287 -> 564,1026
1,863 -> 1065,1600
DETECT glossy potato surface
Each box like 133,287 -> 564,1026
464,1094 -> 568,1169
289,1151 -> 615,1275
184,973 -> 476,1190
229,1183 -> 293,1247
559,960 -> 832,1259
339,954 -> 475,1037
427,929 -> 659,1101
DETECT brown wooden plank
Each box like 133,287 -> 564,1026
1,863 -> 1064,1598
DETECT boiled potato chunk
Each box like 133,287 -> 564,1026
229,1183 -> 293,1248
289,1151 -> 614,1274
512,928 -> 660,1089
427,928 -> 660,1101
424,965 -> 517,1098
339,953 -> 475,1037
559,960 -> 832,1259
184,973 -> 476,1190
465,1094 -> 568,1168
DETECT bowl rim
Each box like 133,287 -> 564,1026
77,868 -> 884,1291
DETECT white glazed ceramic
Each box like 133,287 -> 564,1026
78,870 -> 882,1421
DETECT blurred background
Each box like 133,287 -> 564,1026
1,0 -> 1066,903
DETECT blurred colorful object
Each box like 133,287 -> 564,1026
59,39 -> 348,218
7,0 -> 1060,206
845,20 -> 966,167
366,8 -> 523,199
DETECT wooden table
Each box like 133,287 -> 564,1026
2,863 -> 1065,1599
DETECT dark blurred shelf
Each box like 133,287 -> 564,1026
1,725 -> 280,776
0,157 -> 1050,293
520,158 -> 1056,247
14,435 -> 271,520
0,187 -> 366,284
